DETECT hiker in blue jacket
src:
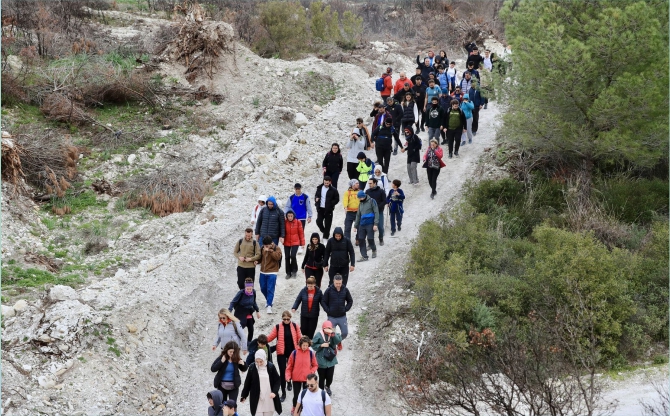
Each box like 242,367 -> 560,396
285,183 -> 312,253
387,179 -> 405,236
255,196 -> 285,246
460,94 -> 475,146
353,191 -> 379,261
467,81 -> 487,137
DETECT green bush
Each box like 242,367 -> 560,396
596,178 -> 669,224
257,2 -> 307,58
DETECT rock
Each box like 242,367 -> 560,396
2,305 -> 16,318
156,404 -> 166,413
21,364 -> 32,372
127,154 -> 137,165
49,285 -> 78,302
6,55 -> 23,75
256,154 -> 270,165
294,113 -> 309,127
38,375 -> 57,389
312,104 -> 322,112
275,145 -> 293,163
114,269 -> 127,278
238,164 -> 254,173
38,334 -> 55,343
126,323 -> 138,333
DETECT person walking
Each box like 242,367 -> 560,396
379,67 -> 393,101
250,195 -> 266,226
254,196 -> 285,246
342,179 -> 360,243
353,190 -> 379,261
296,373 -> 332,416
284,209 -> 305,279
314,176 -> 340,241
321,143 -> 343,189
211,340 -> 248,402
267,311 -> 302,403
400,91 -> 419,132
423,139 -> 446,199
239,349 -> 283,416
312,321 -> 342,397
416,54 -> 436,83
212,308 -> 247,354
467,81 -> 487,137
364,165 -> 389,193
384,96 -> 404,155
285,184 -> 312,253
371,117 -> 394,174
460,93 -> 475,146
292,277 -> 324,339
401,125 -> 422,185
320,274 -> 352,350
259,236 -> 282,314
233,228 -> 261,290
365,177 -> 387,246
346,129 -> 367,181
411,77 -> 427,131
356,118 -> 372,150
207,390 -> 225,416
323,227 -> 356,287
425,95 -> 444,145
286,336 -> 319,415
245,334 -> 274,367
355,151 -> 375,190
301,232 -> 326,288
441,99 -> 467,158
387,179 -> 405,236
393,71 -> 414,94
229,278 -> 261,342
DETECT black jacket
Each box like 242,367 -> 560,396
241,362 -> 282,416
466,53 -> 484,70
211,355 -> 248,390
301,242 -> 326,269
385,102 -> 403,126
412,83 -> 427,105
372,124 -> 395,150
321,286 -> 353,318
245,339 -> 276,366
393,88 -> 414,103
230,289 -> 260,328
405,133 -> 422,163
442,107 -> 467,131
324,227 -> 355,267
401,101 -> 417,123
254,200 -> 285,239
314,184 -> 340,211
416,55 -> 436,83
322,151 -> 343,174
292,286 -> 324,318
366,185 -> 387,209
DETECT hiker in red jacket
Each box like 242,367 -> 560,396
380,67 -> 393,100
267,310 -> 303,402
284,209 -> 305,279
286,336 -> 319,414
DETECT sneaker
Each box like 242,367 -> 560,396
371,251 -> 377,258
461,140 -> 466,146
325,386 -> 332,397
391,230 -> 395,236
473,131 -> 477,136
266,306 -> 273,314
393,147 -> 398,156
337,341 -> 343,350
358,256 -> 369,262
379,238 -> 384,246
286,273 -> 291,279
454,152 -> 459,157
298,246 -> 303,254
430,193 -> 435,200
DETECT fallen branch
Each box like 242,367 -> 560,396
416,331 -> 425,361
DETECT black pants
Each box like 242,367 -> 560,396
277,354 -> 289,394
346,162 -> 358,180
217,386 -> 239,403
236,266 -> 255,290
241,316 -> 255,343
446,129 -> 461,155
344,211 -> 357,242
426,168 -> 441,194
301,315 -> 319,339
325,171 -> 340,189
305,267 -> 324,289
472,107 -> 480,133
375,146 -> 392,174
328,266 -> 349,287
318,366 -> 335,389
316,207 -> 333,239
291,380 -> 307,407
392,124 -> 403,149
284,245 -> 299,275
416,102 -> 425,127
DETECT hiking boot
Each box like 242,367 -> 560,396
325,386 -> 332,397
371,251 -> 377,258
379,238 -> 384,246
358,256 -> 369,262
449,153 -> 453,159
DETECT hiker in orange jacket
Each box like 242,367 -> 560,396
285,336 -> 319,413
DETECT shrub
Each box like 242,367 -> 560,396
125,169 -> 210,216
14,130 -> 80,191
596,178 -> 669,225
256,1 -> 307,58
338,10 -> 363,50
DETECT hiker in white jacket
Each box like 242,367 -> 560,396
250,195 -> 267,225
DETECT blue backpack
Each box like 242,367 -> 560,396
375,77 -> 385,91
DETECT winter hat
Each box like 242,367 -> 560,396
322,320 -> 333,329
258,195 -> 267,202
348,179 -> 358,188
357,151 -> 366,160
357,190 -> 366,199
463,93 -> 470,100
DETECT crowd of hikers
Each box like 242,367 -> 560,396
208,43 -> 496,416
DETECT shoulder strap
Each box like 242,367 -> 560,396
276,323 -> 280,333
232,321 -> 241,339
292,350 -> 297,361
300,388 -> 307,402
322,389 -> 327,414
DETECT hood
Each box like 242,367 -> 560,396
333,227 -> 344,237
463,94 -> 470,100
266,196 -> 277,209
208,390 -> 223,413
310,232 -> 320,243
404,125 -> 414,134
285,208 -> 296,221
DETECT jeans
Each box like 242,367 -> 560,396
344,211 -> 357,242
328,266 -> 349,287
300,315 -> 319,339
461,117 -> 473,144
236,266 -> 255,290
284,245 -> 299,275
472,107 -> 480,133
305,267 -> 324,288
325,171 -> 340,189
375,146 -> 392,174
377,209 -> 385,239
259,273 -> 277,306
316,207 -> 333,239
426,168 -> 441,194
357,224 -> 376,258
427,127 -> 441,143
446,129 -> 461,155
317,367 -> 335,389
327,315 -> 349,339
407,162 -> 419,184
390,210 -> 403,232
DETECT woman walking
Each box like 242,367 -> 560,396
291,277 -> 323,339
229,278 -> 261,343
211,340 -> 248,402
322,143 -> 343,189
401,125 -> 422,185
400,91 -> 419,132
212,308 -> 247,354
286,336 -> 319,415
423,139 -> 446,199
346,129 -> 367,180
240,349 -> 283,416
301,232 -> 326,288
312,320 -> 342,398
267,311 -> 303,402
284,209 -> 305,279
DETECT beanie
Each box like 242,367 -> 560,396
357,190 -> 366,198
322,320 -> 333,329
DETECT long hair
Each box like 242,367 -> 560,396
221,340 -> 241,363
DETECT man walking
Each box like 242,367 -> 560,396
441,99 -> 467,158
254,196 -> 285,246
323,227 -> 355,287
296,373 -> 332,416
342,179 -> 360,242
365,177 -> 387,246
411,77 -> 427,131
315,177 -> 340,241
385,96 -> 404,155
259,236 -> 282,314
425,96 -> 444,145
285,183 -> 312,253
233,228 -> 261,289
353,190 -> 379,261
371,118 -> 394,175
321,274 -> 353,350
467,81 -> 487,136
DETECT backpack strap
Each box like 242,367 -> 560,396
232,321 -> 241,340
322,389 -> 327,414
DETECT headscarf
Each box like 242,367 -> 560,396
255,349 -> 268,369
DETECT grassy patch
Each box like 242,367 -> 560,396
358,309 -> 370,339
1,266 -> 83,288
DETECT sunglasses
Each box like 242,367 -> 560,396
282,318 -> 291,322
307,384 -> 317,388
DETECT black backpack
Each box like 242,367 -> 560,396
298,387 -> 327,415
238,238 -> 258,257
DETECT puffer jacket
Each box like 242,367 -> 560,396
284,210 -> 305,247
267,321 -> 302,356
229,289 -> 260,327
323,227 -> 355,267
301,233 -> 325,269
292,286 -> 323,318
286,348 -> 318,382
254,196 -> 285,239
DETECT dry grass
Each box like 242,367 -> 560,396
40,93 -> 92,125
125,169 -> 210,216
1,134 -> 27,194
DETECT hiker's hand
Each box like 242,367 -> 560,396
270,393 -> 276,399
321,342 -> 330,348
307,218 -> 312,223
256,312 -> 261,319
324,266 -> 329,272
291,309 -> 297,314
373,225 -> 378,231
349,266 -> 355,272
212,345 -> 216,351
238,256 -> 245,262
279,237 -> 284,245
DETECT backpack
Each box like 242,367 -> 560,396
298,387 -> 327,415
238,238 -> 258,257
375,77 -> 385,91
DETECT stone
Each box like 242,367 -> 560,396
126,323 -> 138,333
114,269 -> 127,278
38,334 -> 55,343
294,113 -> 309,127
38,375 -> 57,389
127,154 -> 137,165
313,104 -> 322,112
48,285 -> 78,302
2,305 -> 16,318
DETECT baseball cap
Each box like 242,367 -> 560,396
223,400 -> 237,408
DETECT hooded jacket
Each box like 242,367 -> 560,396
403,126 -> 422,163
321,285 -> 353,318
292,286 -> 323,318
322,150 -> 343,174
468,86 -> 486,108
313,330 -> 343,368
425,102 -> 445,128
301,233 -> 325,269
354,195 -> 379,228
314,183 -> 340,211
213,319 -> 247,351
254,196 -> 286,239
259,242 -> 282,274
208,390 -> 224,416
346,135 -> 366,163
284,209 -> 305,247
211,354 -> 248,390
460,94 -> 475,119
323,227 -> 355,267
387,188 -> 406,213
356,158 -> 374,183
230,288 -> 260,327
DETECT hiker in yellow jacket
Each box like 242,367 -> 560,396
355,151 -> 373,189
342,179 -> 361,242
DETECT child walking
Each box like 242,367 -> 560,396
387,179 -> 405,236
